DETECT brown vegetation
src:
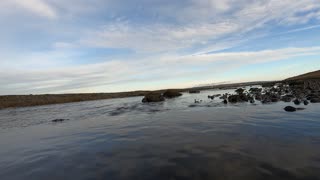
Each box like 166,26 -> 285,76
1,70 -> 319,110
0,91 -> 149,109
286,70 -> 320,81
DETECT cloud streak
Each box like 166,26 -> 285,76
1,47 -> 320,94
1,0 -> 320,94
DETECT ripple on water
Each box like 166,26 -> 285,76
1,89 -> 320,179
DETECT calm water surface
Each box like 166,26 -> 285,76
1,89 -> 320,180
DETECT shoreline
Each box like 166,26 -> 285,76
0,81 -> 275,110
1,69 -> 319,110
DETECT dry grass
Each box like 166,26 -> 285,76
1,70 -> 318,110
286,70 -> 320,81
0,91 -> 149,109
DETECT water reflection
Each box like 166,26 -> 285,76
0,89 -> 320,180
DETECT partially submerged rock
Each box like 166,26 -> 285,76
310,98 -> 320,103
163,90 -> 182,98
249,87 -> 262,94
235,88 -> 245,94
293,99 -> 301,105
189,90 -> 200,94
194,99 -> 202,103
228,94 -> 249,103
52,119 -> 69,122
142,93 -> 165,103
284,106 -> 305,112
284,106 -> 296,112
281,95 -> 293,102
208,95 -> 215,100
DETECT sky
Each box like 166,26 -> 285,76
0,0 -> 320,95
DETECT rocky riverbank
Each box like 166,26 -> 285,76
1,70 -> 319,110
141,78 -> 320,113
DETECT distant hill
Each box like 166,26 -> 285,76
286,70 -> 320,81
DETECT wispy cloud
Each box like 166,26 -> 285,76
77,0 -> 320,53
1,46 -> 320,94
1,0 -> 320,94
0,0 -> 58,19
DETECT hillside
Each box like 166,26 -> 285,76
286,70 -> 320,81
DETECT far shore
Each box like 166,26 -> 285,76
1,70 -> 319,110
0,81 -> 275,110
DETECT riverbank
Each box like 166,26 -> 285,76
1,70 -> 319,110
0,81 -> 273,110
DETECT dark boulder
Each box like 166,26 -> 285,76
228,94 -> 249,103
249,88 -> 262,93
293,99 -> 301,105
284,106 -> 296,112
220,93 -> 229,100
189,90 -> 200,94
235,88 -> 245,94
52,119 -> 69,122
281,95 -> 292,102
310,98 -> 320,103
304,100 -> 309,106
142,93 -> 165,103
262,98 -> 272,104
228,95 -> 239,103
270,87 -> 279,93
306,94 -> 319,100
271,94 -> 280,102
163,90 -> 182,98
194,99 -> 202,103
223,99 -> 228,104
255,94 -> 262,101
304,80 -> 320,90
208,95 -> 215,100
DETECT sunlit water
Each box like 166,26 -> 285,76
1,89 -> 320,180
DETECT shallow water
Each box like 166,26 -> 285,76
1,89 -> 320,180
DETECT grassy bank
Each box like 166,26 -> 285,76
1,69 -> 319,110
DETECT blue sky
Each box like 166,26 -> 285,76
0,0 -> 320,94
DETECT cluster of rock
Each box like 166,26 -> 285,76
141,80 -> 320,112
142,90 -> 182,103
206,80 -> 320,112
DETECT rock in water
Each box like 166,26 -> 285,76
163,90 -> 182,98
52,119 -> 69,122
142,93 -> 165,103
281,95 -> 293,102
223,99 -> 228,104
235,88 -> 245,94
310,98 -> 320,103
228,94 -> 249,103
304,100 -> 309,106
284,106 -> 297,112
208,95 -> 214,100
293,99 -> 301,105
189,90 -> 200,94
